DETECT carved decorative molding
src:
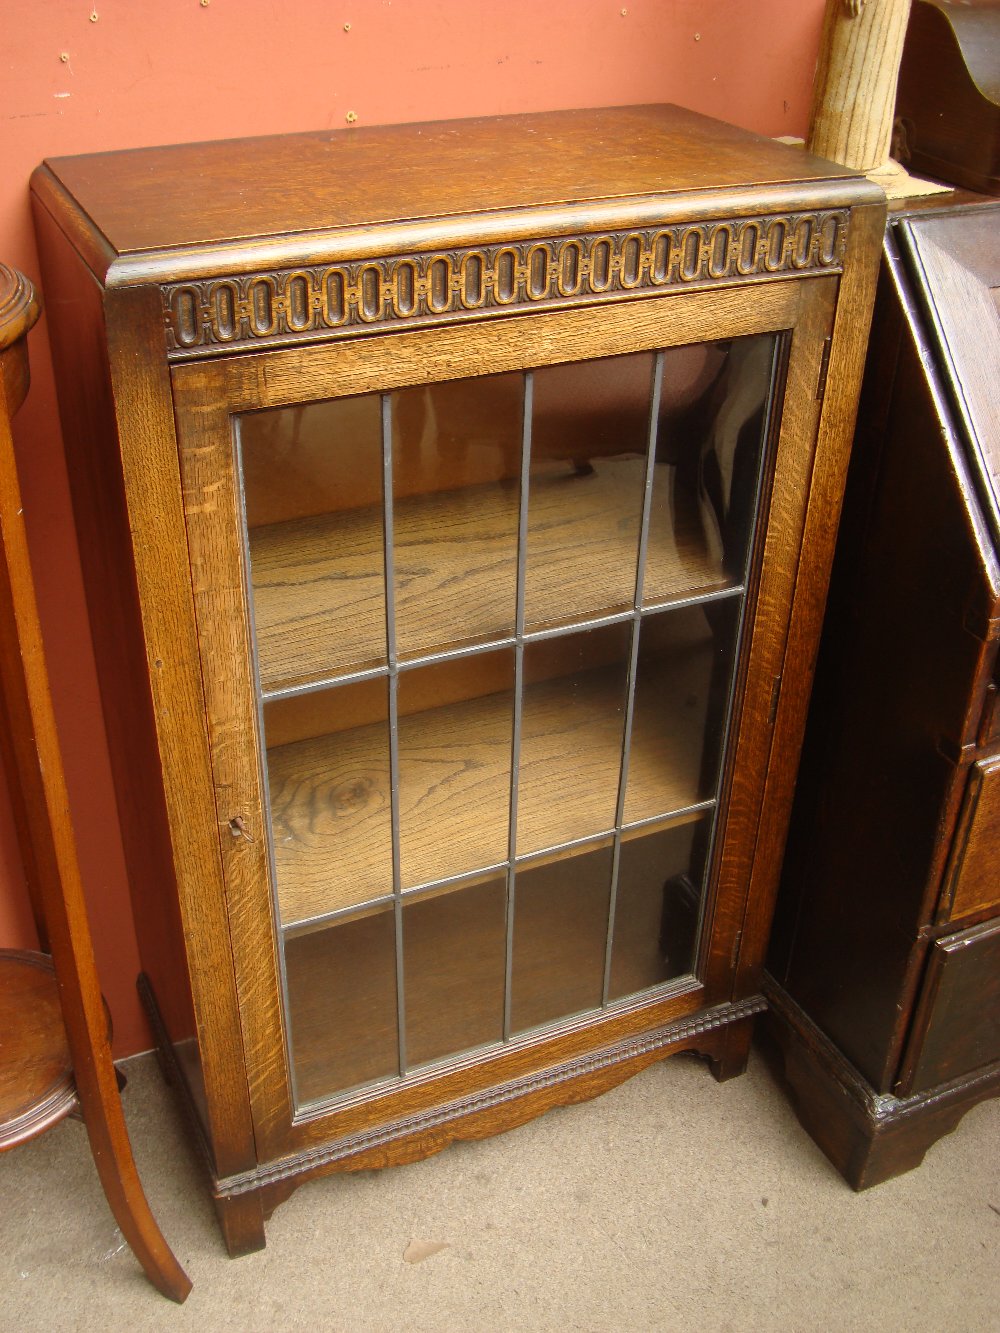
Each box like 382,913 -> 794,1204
162,211 -> 849,357
215,995 -> 767,1197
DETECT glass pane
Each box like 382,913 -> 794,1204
607,821 -> 707,1001
404,875 -> 507,1067
240,394 -> 385,691
391,374 -> 523,658
524,353 -> 653,630
624,600 -> 739,825
264,676 -> 393,925
510,841 -> 613,1033
517,621 -> 631,856
285,905 -> 398,1105
644,334 -> 775,605
398,650 -> 514,889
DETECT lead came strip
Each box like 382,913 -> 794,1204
602,353 -> 665,1005
503,371 -> 534,1042
381,392 -> 407,1077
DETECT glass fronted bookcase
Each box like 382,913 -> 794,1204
237,334 -> 777,1108
33,104 -> 884,1253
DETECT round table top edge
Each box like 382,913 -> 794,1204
0,264 -> 41,353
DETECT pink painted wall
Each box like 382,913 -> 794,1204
1,0 -> 827,1055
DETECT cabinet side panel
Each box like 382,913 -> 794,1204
30,199 -> 199,1078
101,282 -> 260,1180
33,199 -> 259,1179
771,255 -> 995,1092
729,200 -> 885,1003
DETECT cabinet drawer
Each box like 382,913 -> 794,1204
901,918 -> 1000,1094
941,754 -> 1000,923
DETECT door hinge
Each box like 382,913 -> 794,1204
816,337 -> 833,401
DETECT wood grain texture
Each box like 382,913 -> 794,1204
901,918 -> 1000,1093
942,754 -> 1000,922
808,0 -> 912,172
0,264 -> 40,353
698,278 -> 839,1001
251,460 -> 727,691
102,287 -> 263,1182
0,950 -> 75,1149
899,206 -> 1000,546
42,105 -> 857,261
173,282 -> 801,418
729,203 -> 885,1006
0,276 -> 190,1300
764,976 -> 1000,1190
895,0 -> 1000,196
267,644 -> 713,925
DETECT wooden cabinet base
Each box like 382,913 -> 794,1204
144,969 -> 763,1255
763,979 -> 1000,1191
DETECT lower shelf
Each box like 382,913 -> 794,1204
0,950 -> 76,1149
284,818 -> 705,1107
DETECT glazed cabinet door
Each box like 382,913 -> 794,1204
171,279 -> 834,1158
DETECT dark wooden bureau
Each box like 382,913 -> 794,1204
767,199 -> 1000,1187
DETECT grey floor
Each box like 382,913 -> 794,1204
1,1043 -> 997,1331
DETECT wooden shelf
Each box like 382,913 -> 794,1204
283,823 -> 696,1105
249,459 -> 727,694
266,642 -> 714,927
0,950 -> 76,1150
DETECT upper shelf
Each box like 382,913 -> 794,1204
250,457 -> 732,694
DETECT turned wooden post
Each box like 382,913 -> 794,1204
808,0 -> 912,173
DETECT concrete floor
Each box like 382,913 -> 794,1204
1,1044 -> 997,1331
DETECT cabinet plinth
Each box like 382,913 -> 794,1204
32,104 -> 884,1251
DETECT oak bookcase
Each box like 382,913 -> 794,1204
32,105 -> 883,1252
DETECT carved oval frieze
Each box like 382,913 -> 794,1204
249,277 -> 277,336
358,265 -> 383,321
460,254 -> 485,309
426,257 -> 452,313
680,228 -> 703,281
708,225 -> 734,279
819,212 -> 842,265
392,260 -> 418,316
765,219 -> 788,272
171,287 -> 200,346
620,235 -> 644,289
650,231 -> 673,284
285,274 -> 312,331
527,245 -> 549,299
557,240 -> 583,297
494,249 -> 518,304
322,270 -> 347,327
160,208 -> 850,356
792,217 -> 815,269
588,237 -> 613,293
737,222 -> 763,276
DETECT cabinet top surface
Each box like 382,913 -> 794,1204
39,104 -> 860,261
